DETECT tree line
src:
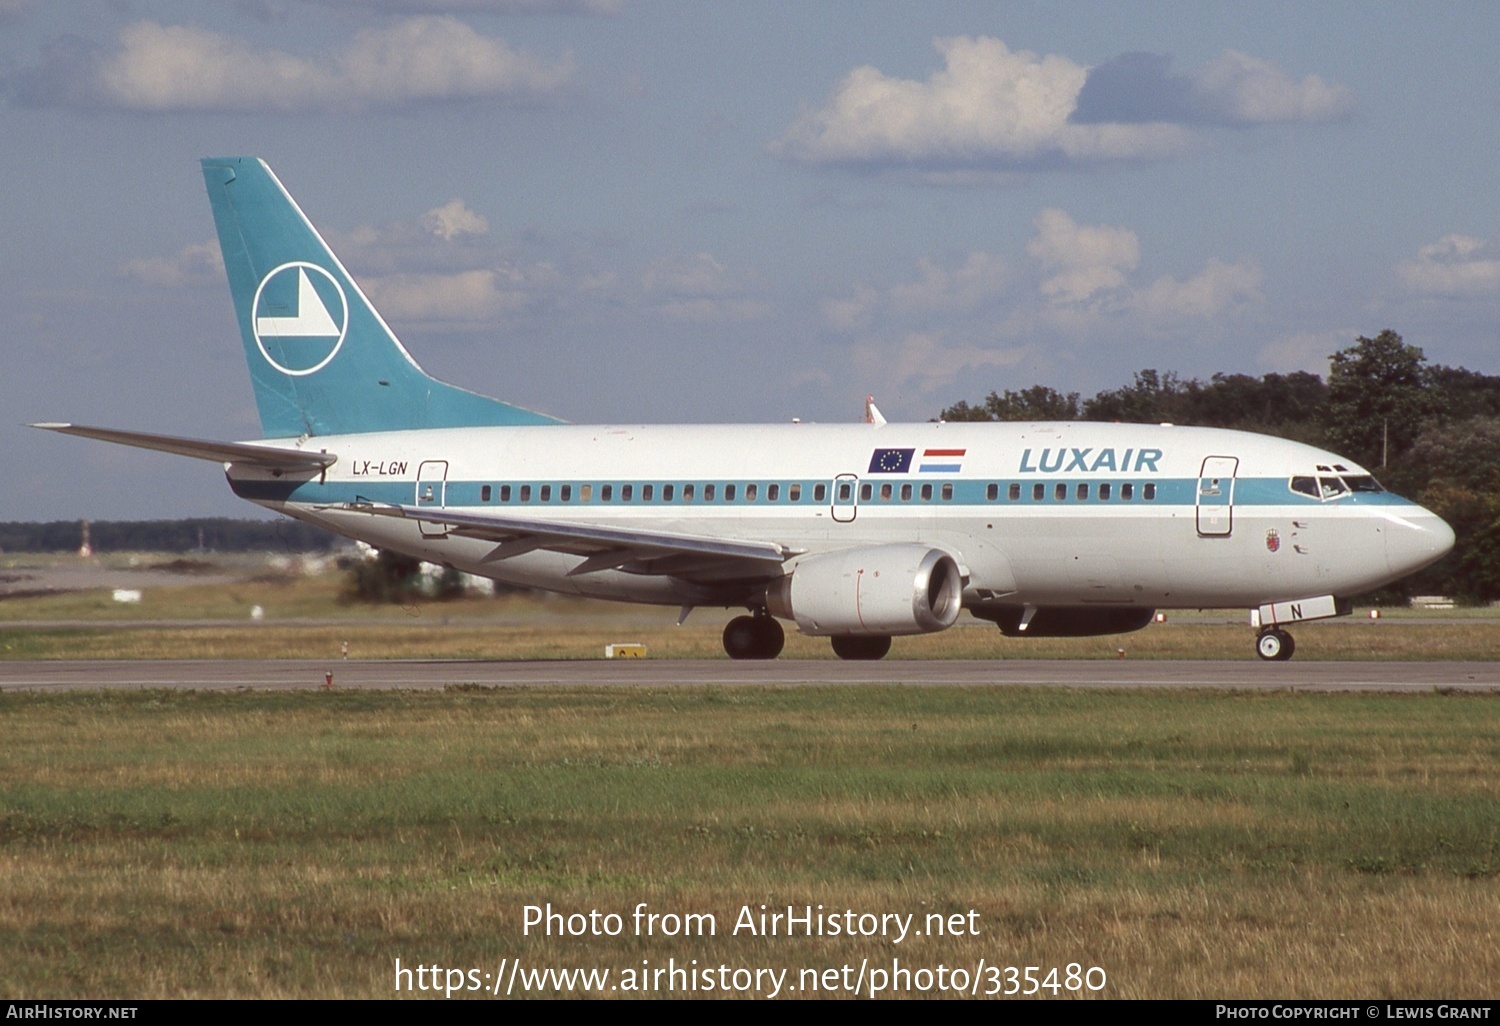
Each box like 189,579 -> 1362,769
0,518 -> 339,554
940,330 -> 1500,603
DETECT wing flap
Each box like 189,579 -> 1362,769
337,501 -> 791,577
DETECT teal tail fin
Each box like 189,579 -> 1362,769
201,157 -> 561,438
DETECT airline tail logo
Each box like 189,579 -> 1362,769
251,262 -> 348,376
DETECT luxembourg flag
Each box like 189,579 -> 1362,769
918,447 -> 966,473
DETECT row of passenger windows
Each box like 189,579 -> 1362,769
478,482 -> 826,504
471,480 -> 1157,504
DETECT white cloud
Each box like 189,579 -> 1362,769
850,331 -> 1033,395
1074,50 -> 1353,126
363,262 -> 563,324
1129,257 -> 1263,321
310,0 -> 621,13
888,252 -> 1011,314
1397,234 -> 1500,296
1026,208 -> 1139,304
42,17 -> 573,113
641,253 -> 769,322
421,199 -> 490,241
1191,50 -> 1352,124
772,36 -> 1185,169
823,252 -> 1010,333
118,241 -> 224,287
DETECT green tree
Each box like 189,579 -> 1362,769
1324,330 -> 1429,469
941,385 -> 1081,422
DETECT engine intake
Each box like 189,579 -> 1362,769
766,544 -> 963,636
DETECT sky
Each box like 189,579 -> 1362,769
5,1 -> 1500,520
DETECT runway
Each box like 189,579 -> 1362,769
2,658 -> 1496,692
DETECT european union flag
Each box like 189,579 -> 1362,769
868,448 -> 914,473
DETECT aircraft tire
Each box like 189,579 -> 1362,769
756,616 -> 786,659
831,635 -> 892,661
724,615 -> 783,660
1256,629 -> 1295,661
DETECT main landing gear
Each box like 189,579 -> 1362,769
722,612 -> 785,660
1256,628 -> 1295,661
830,635 -> 892,660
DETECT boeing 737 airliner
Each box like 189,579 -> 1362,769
37,158 -> 1455,661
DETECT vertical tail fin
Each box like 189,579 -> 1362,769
201,157 -> 561,438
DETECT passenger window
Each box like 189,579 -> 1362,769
500,485 -> 512,502
725,484 -> 736,501
520,485 -> 532,502
580,484 -> 592,502
481,485 -> 492,502
1121,483 -> 1133,501
703,483 -> 715,501
1143,483 -> 1156,501
621,484 -> 632,501
880,484 -> 893,501
1009,483 -> 1021,501
942,483 -> 953,501
561,485 -> 572,502
860,483 -> 872,501
837,483 -> 850,502
1055,483 -> 1067,501
901,484 -> 912,501
540,485 -> 552,502
814,483 -> 826,502
1032,483 -> 1044,501
601,484 -> 613,502
682,484 -> 694,502
641,484 -> 652,501
1099,483 -> 1111,500
767,483 -> 779,501
746,483 -> 757,501
662,484 -> 674,501
1077,483 -> 1088,500
1290,476 -> 1318,498
986,483 -> 998,501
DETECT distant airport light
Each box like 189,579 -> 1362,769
1154,612 -> 1167,623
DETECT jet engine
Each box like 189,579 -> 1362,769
765,544 -> 963,636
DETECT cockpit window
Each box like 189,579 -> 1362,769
1293,469 -> 1383,500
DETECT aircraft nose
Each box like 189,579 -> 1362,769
1386,507 -> 1456,577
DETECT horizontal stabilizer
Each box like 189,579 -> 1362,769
32,423 -> 337,470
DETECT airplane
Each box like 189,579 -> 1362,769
36,157 -> 1455,662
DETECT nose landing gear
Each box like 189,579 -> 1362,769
1256,628 -> 1295,661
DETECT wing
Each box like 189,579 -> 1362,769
32,423 -> 337,471
334,501 -> 795,582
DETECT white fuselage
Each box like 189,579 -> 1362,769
228,420 -> 1454,617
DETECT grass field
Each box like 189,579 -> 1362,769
2,556 -> 1498,660
1,686 -> 1498,998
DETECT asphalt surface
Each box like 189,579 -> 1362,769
1,658 -> 1496,692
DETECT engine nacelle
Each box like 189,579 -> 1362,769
970,604 -> 1156,638
766,544 -> 963,636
